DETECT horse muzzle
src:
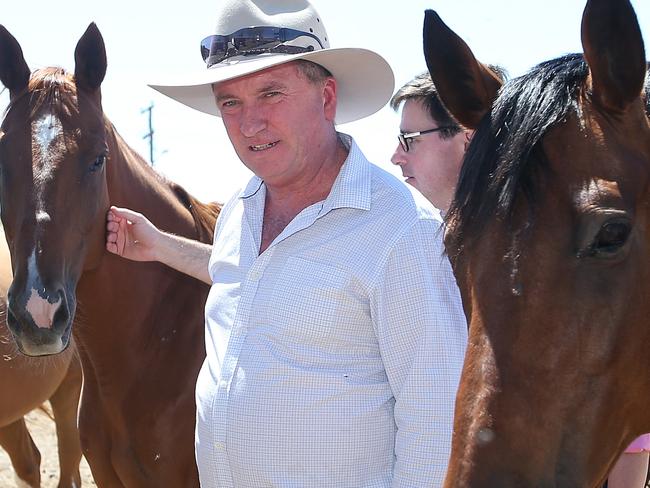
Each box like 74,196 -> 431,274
6,284 -> 74,356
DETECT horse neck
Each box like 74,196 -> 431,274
103,120 -> 197,236
74,120 -> 208,363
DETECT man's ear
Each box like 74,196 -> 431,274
323,76 -> 338,122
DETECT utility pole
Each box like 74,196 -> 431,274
141,103 -> 154,166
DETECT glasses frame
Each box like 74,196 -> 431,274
398,127 -> 456,152
200,26 -> 325,68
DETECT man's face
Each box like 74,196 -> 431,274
213,62 -> 336,190
391,99 -> 467,212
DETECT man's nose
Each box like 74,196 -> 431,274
391,144 -> 406,165
240,105 -> 266,137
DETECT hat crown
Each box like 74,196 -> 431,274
213,0 -> 330,49
150,0 -> 395,125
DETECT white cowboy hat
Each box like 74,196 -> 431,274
148,0 -> 394,124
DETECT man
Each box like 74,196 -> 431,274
106,1 -> 467,486
390,69 -> 505,214
390,72 -> 470,214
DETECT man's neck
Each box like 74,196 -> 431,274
266,134 -> 347,214
258,135 -> 348,254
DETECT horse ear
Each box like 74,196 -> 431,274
74,23 -> 107,93
581,0 -> 646,112
0,25 -> 31,99
423,10 -> 502,129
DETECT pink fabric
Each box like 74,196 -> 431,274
625,434 -> 650,453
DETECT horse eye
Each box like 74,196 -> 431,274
90,154 -> 106,173
589,219 -> 632,257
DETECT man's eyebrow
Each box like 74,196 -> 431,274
214,90 -> 235,103
214,81 -> 288,103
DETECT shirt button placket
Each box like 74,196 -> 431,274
247,249 -> 272,283
214,249 -> 273,486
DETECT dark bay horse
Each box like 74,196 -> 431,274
0,227 -> 83,488
0,23 -> 220,486
424,0 -> 650,486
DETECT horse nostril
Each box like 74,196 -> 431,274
52,299 -> 69,327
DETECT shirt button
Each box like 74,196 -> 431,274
219,380 -> 228,389
248,268 -> 261,281
216,441 -> 225,451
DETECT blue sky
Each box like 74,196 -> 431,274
2,0 -> 649,202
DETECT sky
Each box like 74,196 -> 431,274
1,0 -> 649,203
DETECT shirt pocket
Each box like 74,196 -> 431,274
266,256 -> 352,344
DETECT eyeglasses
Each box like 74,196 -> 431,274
398,127 -> 456,152
200,26 -> 325,68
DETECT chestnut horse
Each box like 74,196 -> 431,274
0,24 -> 220,486
0,226 -> 83,488
424,0 -> 650,486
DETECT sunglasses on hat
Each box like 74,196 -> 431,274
201,26 -> 325,68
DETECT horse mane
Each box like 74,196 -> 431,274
5,67 -> 222,242
168,182 -> 222,243
445,54 -> 650,259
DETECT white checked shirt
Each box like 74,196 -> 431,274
195,134 -> 467,487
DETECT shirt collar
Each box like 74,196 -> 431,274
238,132 -> 372,212
240,175 -> 265,199
320,133 -> 371,212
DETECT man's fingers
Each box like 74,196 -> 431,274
106,221 -> 120,232
117,221 -> 127,255
105,206 -> 155,261
109,206 -> 142,222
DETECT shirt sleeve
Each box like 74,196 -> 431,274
369,217 -> 468,488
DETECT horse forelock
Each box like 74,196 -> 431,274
4,68 -> 78,124
445,54 -> 593,259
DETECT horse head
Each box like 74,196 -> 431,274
0,24 -> 109,356
424,0 -> 650,486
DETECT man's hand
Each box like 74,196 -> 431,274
106,206 -> 161,262
106,205 -> 213,284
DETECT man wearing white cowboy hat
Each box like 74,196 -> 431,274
105,0 -> 467,486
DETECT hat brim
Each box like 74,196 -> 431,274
148,48 -> 394,125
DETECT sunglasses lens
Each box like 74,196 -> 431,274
233,28 -> 273,50
200,36 -> 228,62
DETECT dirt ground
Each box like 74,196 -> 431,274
0,403 -> 96,487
